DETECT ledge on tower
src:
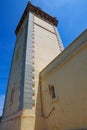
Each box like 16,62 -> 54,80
15,2 -> 58,35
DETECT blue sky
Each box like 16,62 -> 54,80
0,0 -> 87,116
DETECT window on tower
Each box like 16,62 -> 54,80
9,87 -> 15,105
49,84 -> 56,100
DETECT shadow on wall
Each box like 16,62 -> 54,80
0,116 -> 2,130
34,76 -> 46,130
0,116 -> 2,123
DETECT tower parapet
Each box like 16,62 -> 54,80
15,2 -> 58,35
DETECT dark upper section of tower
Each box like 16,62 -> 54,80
15,2 -> 58,35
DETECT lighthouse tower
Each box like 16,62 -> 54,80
1,2 -> 64,130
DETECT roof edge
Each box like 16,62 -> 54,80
15,2 -> 58,35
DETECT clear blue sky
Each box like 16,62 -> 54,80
0,0 -> 87,115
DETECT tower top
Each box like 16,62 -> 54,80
15,2 -> 58,35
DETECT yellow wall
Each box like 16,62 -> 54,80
40,32 -> 87,130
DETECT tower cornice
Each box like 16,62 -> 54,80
15,2 -> 58,35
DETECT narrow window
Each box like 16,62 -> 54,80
49,85 -> 56,99
10,87 -> 15,105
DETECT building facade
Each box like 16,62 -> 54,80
40,29 -> 87,130
0,2 -> 87,130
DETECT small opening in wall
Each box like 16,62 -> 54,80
9,87 -> 15,105
32,68 -> 35,72
32,93 -> 35,96
32,84 -> 35,88
49,85 -> 56,99
32,56 -> 35,58
32,76 -> 35,79
32,104 -> 35,110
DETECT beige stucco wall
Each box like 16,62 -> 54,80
34,15 -> 62,72
33,15 -> 62,108
40,31 -> 87,130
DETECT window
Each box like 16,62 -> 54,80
9,87 -> 15,105
49,84 -> 56,99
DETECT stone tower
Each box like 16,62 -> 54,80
1,2 -> 64,130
